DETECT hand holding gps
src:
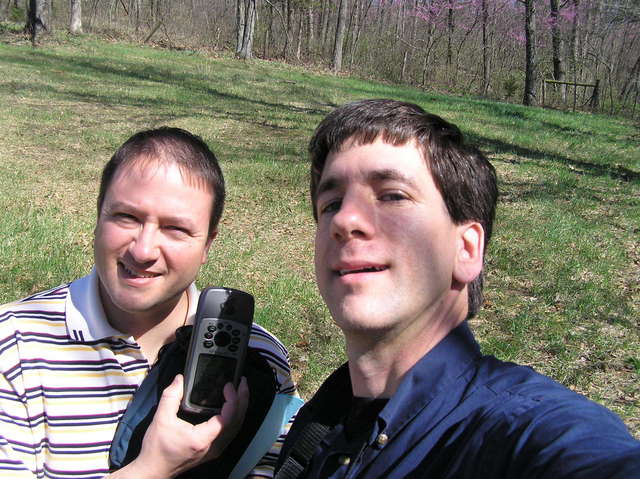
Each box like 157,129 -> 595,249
180,287 -> 253,417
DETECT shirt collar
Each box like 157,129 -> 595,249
379,322 -> 482,435
307,323 -> 482,431
65,267 -> 199,343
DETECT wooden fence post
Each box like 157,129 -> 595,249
589,79 -> 600,111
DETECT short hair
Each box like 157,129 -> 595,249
309,99 -> 498,318
97,127 -> 225,237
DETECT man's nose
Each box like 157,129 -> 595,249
128,224 -> 160,263
330,195 -> 374,242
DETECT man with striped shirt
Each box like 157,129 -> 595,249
0,128 -> 297,478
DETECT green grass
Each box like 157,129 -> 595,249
1,29 -> 638,436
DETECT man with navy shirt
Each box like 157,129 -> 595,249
274,99 -> 639,478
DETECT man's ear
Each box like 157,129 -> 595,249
453,222 -> 484,285
201,230 -> 218,264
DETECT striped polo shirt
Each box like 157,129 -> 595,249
0,270 -> 296,478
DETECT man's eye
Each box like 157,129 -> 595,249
165,225 -> 188,234
114,213 -> 137,222
380,192 -> 407,201
320,199 -> 342,214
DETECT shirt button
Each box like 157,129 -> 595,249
376,433 -> 389,446
338,455 -> 351,465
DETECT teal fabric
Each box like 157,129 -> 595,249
230,394 -> 305,479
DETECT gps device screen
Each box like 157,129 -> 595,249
189,354 -> 236,408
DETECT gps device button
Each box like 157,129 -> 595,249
214,331 -> 231,347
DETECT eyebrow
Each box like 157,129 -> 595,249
316,177 -> 340,198
369,168 -> 419,188
317,168 -> 419,197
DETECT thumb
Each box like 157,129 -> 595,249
156,374 -> 184,418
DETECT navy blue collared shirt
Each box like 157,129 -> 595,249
277,323 -> 640,478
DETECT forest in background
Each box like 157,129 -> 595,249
3,0 -> 640,117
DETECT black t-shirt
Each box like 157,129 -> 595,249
344,396 -> 389,444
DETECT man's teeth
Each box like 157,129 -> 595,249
122,264 -> 156,278
338,266 -> 385,276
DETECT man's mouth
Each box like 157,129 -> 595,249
119,262 -> 159,279
338,266 -> 388,276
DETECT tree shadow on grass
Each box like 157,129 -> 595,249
468,133 -> 640,184
498,177 -> 639,216
433,99 -> 638,176
1,50 -> 339,163
0,48 -> 332,131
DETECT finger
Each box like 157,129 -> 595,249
236,377 -> 249,418
223,381 -> 238,404
200,379 -> 250,461
220,378 -> 249,426
195,412 -> 224,447
217,382 -> 238,426
155,374 -> 184,419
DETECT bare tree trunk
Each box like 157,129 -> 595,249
296,9 -> 303,60
395,0 -> 403,37
26,0 -> 49,46
579,0 -> 598,86
523,0 -> 537,105
281,0 -> 291,58
189,0 -> 196,36
549,0 -> 565,102
236,0 -> 246,54
133,0 -> 141,34
46,0 -> 52,32
548,0 -> 562,81
421,23 -> 435,87
399,0 -> 410,83
318,0 -> 326,51
263,2 -> 272,57
237,0 -> 257,59
403,0 -> 418,85
332,0 -> 347,72
401,49 -> 409,82
620,53 -> 640,103
568,0 -> 578,106
568,1 -> 577,69
447,0 -> 454,83
480,0 -> 490,95
70,0 -> 82,34
321,0 -> 331,55
347,0 -> 358,68
307,6 -> 314,57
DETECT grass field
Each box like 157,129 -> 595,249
1,27 -> 638,437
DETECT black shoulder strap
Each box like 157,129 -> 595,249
274,364 -> 352,479
274,422 -> 330,479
